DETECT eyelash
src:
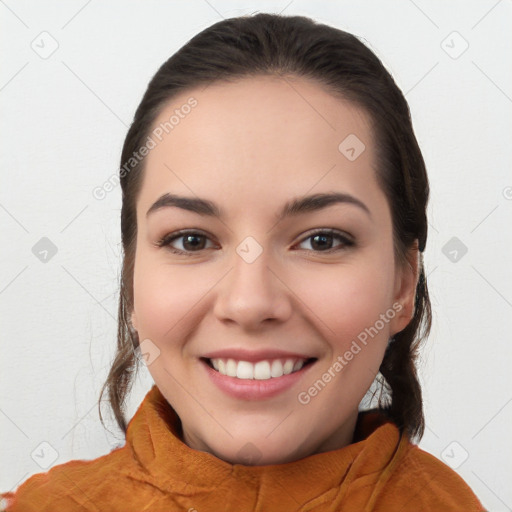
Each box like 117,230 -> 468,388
155,229 -> 355,256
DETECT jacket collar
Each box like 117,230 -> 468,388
121,384 -> 409,505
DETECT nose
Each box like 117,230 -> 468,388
213,245 -> 293,330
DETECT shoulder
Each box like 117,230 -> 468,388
379,441 -> 486,511
0,445 -> 140,512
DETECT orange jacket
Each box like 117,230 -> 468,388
1,384 -> 485,511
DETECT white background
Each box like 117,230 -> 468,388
1,1 -> 511,510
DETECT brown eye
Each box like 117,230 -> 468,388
157,230 -> 215,255
297,229 -> 354,252
179,233 -> 208,251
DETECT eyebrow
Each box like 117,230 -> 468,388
146,192 -> 371,221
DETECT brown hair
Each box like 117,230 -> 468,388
98,12 -> 431,442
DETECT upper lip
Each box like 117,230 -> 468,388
201,348 -> 316,363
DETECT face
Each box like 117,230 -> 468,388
130,75 -> 418,465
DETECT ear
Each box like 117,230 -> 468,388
389,240 -> 420,337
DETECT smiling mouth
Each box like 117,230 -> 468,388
201,357 -> 317,380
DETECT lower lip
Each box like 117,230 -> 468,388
201,359 -> 315,400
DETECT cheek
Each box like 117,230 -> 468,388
293,257 -> 395,349
132,256 -> 211,341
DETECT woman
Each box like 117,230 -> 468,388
1,12 -> 485,511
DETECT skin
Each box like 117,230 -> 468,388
130,75 -> 419,465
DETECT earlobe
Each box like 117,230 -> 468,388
391,241 -> 420,336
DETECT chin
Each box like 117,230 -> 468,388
215,444 -> 302,466
205,430 -> 312,466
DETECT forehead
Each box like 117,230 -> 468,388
138,75 -> 383,216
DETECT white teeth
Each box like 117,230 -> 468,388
209,357 -> 309,380
226,358 -> 237,377
236,361 -> 253,379
270,359 -> 284,377
293,360 -> 304,372
254,361 -> 271,380
283,360 -> 294,375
